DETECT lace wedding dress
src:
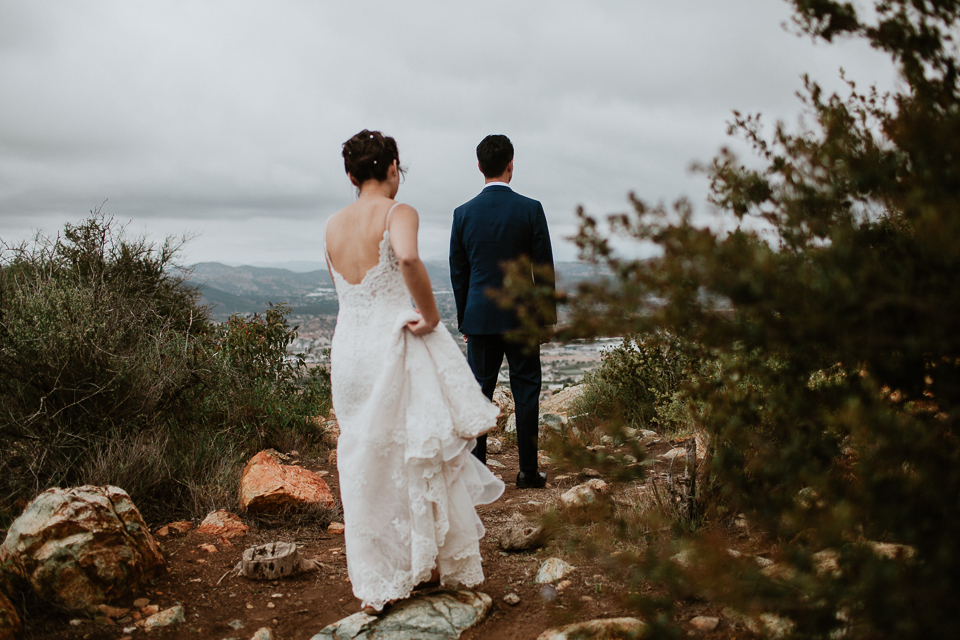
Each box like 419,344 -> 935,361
326,203 -> 505,611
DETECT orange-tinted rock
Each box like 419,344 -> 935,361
0,485 -> 165,614
195,510 -> 248,540
155,521 -> 192,537
0,591 -> 21,640
240,451 -> 335,513
327,522 -> 345,535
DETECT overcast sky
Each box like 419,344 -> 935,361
0,1 -> 896,267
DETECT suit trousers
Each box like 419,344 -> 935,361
466,334 -> 541,474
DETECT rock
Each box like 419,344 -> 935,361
559,480 -> 608,508
599,435 -> 614,445
536,617 -> 646,640
623,455 -> 638,464
487,437 -> 503,454
196,510 -> 249,539
660,448 -> 686,461
155,521 -> 192,537
133,598 -> 150,609
582,468 -> 602,478
0,485 -> 165,613
493,386 -> 515,416
503,593 -> 520,606
199,543 -> 218,553
240,450 -> 336,513
505,414 -> 517,434
140,604 -> 185,631
535,558 -> 574,584
498,522 -> 545,551
670,549 -> 695,569
95,604 -> 130,619
556,579 -> 572,591
690,616 -> 719,632
251,628 -> 275,640
323,421 -> 340,448
0,591 -> 22,640
539,413 -> 568,436
229,619 -> 246,629
486,460 -> 506,469
327,522 -> 345,535
141,604 -> 159,616
311,589 -> 491,640
540,385 -> 584,415
328,450 -> 338,466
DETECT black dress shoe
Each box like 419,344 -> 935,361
516,471 -> 548,489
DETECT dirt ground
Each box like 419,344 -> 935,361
17,438 -> 742,640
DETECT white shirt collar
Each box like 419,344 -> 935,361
483,181 -> 511,190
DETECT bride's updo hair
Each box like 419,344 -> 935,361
342,129 -> 405,185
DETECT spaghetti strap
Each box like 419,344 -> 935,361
384,202 -> 402,233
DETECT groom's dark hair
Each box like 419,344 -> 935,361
477,135 -> 514,178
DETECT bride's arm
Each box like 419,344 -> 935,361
388,204 -> 441,335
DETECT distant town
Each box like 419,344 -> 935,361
188,260 -> 619,391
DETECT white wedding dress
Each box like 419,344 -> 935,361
325,203 -> 505,611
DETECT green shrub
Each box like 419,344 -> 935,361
577,333 -> 707,436
0,213 -> 331,525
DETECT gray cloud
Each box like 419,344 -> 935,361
0,1 -> 896,264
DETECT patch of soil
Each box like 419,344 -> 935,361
16,438 -> 743,640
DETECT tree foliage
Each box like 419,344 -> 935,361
504,1 -> 960,637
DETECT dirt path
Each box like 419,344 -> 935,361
19,437 -> 737,640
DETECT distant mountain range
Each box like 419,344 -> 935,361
187,261 -> 609,319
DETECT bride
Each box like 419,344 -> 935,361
324,130 -> 505,613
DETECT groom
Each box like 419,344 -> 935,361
450,134 -> 556,489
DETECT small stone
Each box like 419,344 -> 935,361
155,521 -> 193,537
487,437 -> 503,454
486,459 -> 506,469
660,448 -> 686,460
288,450 -> 299,457
537,617 -> 646,640
123,628 -> 137,635
499,522 -> 545,551
271,593 -> 283,598
246,604 -> 254,609
559,479 -> 607,508
141,604 -> 159,616
328,450 -> 338,466
69,619 -> 84,626
133,598 -> 150,609
690,616 -> 720,632
228,619 -> 245,630
267,602 -> 276,608
327,522 -> 345,535
623,454 -> 638,464
556,579 -> 572,592
196,509 -> 249,539
599,435 -> 614,445
536,558 -> 574,584
251,628 -> 275,640
198,543 -> 218,553
582,468 -> 601,477
141,605 -> 185,631
503,593 -> 521,606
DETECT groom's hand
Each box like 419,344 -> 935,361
462,334 -> 468,344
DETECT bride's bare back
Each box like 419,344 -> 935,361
325,196 -> 399,285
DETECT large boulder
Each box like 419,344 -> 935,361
240,450 -> 335,513
0,485 -> 165,613
311,589 -> 491,640
0,591 -> 21,640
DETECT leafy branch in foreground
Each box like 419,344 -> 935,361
501,1 -> 960,637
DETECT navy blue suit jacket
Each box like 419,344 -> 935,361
450,185 -> 556,335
